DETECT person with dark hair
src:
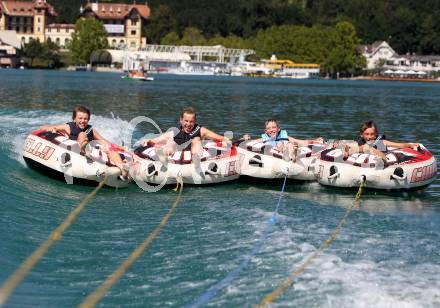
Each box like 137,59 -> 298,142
142,106 -> 228,157
39,105 -> 129,179
336,120 -> 419,160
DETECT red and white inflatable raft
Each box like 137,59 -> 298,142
315,144 -> 437,190
291,143 -> 328,180
131,141 -> 240,186
22,130 -> 131,188
236,140 -> 303,178
236,140 -> 328,180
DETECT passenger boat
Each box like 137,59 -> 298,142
315,145 -> 437,190
23,130 -> 131,188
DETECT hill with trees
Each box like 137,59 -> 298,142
51,0 -> 440,55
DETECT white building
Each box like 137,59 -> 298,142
360,41 -> 397,70
384,55 -> 440,73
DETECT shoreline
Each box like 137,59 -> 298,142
344,75 -> 440,83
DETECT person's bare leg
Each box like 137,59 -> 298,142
191,138 -> 203,172
77,132 -> 89,155
107,150 -> 128,178
191,137 -> 203,157
288,143 -> 297,162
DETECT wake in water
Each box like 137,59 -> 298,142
0,109 -> 131,165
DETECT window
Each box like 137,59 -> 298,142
112,39 -> 117,47
21,37 -> 26,44
131,30 -> 136,35
65,38 -> 70,46
56,38 -> 60,46
130,41 -> 136,48
57,28 -> 60,33
38,17 -> 40,23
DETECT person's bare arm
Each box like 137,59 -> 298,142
242,134 -> 262,142
92,129 -> 110,144
288,136 -> 309,146
142,130 -> 175,146
201,127 -> 226,142
39,123 -> 70,136
384,140 -> 419,149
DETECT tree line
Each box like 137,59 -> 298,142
24,0 -> 438,72
51,0 -> 440,55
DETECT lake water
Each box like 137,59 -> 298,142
0,70 -> 439,307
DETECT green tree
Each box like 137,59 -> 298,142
23,39 -> 44,67
147,4 -> 178,43
252,25 -> 334,64
42,39 -> 61,68
23,39 -> 61,68
324,21 -> 366,76
161,32 -> 180,45
180,27 -> 206,45
69,18 -> 108,65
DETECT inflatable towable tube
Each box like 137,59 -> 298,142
131,141 -> 240,185
237,140 -> 328,180
237,140 -> 303,178
315,144 -> 437,190
290,143 -> 328,180
23,130 -> 132,188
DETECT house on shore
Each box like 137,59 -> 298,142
0,1 -> 150,51
360,41 -> 397,70
361,40 -> 440,77
80,1 -> 150,50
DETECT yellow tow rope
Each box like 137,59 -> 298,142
0,176 -> 108,307
79,176 -> 184,308
257,177 -> 366,307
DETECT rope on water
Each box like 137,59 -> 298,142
257,176 -> 366,307
79,177 -> 184,308
0,176 -> 108,307
186,173 -> 289,308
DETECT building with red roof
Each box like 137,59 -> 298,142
0,1 -> 150,50
81,1 -> 150,50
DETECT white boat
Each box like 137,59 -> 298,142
23,130 -> 131,188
